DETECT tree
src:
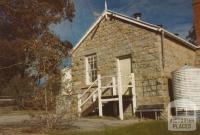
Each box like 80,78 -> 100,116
0,0 -> 75,94
26,32 -> 70,76
24,32 -> 74,129
25,32 -> 72,111
2,75 -> 35,109
0,40 -> 26,94
186,25 -> 197,45
0,0 -> 75,41
0,1 -> 75,129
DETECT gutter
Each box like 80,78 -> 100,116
163,30 -> 198,50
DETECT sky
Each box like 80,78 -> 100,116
49,0 -> 193,46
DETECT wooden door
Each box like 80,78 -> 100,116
118,57 -> 132,95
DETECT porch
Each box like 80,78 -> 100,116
78,73 -> 136,120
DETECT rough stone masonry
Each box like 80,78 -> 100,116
72,13 -> 198,117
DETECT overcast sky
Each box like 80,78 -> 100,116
49,0 -> 193,46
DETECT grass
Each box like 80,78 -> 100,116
49,121 -> 200,135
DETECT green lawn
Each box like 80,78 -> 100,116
49,121 -> 200,135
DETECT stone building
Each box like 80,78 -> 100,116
71,10 -> 199,119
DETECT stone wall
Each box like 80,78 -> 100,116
162,36 -> 196,104
72,15 -> 167,111
163,37 -> 196,76
72,14 -> 198,117
195,49 -> 200,67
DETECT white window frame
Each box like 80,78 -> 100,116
85,54 -> 97,85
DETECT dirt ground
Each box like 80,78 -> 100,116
0,111 -> 140,135
0,112 -> 43,135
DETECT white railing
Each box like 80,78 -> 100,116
80,88 -> 98,107
78,79 -> 98,116
78,77 -> 114,116
99,75 -> 117,96
78,73 -> 136,120
97,75 -> 116,117
81,79 -> 98,97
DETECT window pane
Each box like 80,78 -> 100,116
86,54 -> 97,83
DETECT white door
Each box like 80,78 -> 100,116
118,57 -> 132,95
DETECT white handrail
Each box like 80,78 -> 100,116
101,80 -> 113,89
80,75 -> 131,98
78,79 -> 98,116
80,79 -> 98,98
78,73 -> 136,119
80,80 -> 113,108
81,88 -> 98,107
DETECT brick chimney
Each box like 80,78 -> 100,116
193,0 -> 200,45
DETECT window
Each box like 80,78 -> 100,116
86,54 -> 97,85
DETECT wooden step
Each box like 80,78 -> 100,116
101,95 -> 132,99
102,98 -> 119,102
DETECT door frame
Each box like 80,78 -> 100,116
116,54 -> 132,77
117,54 -> 132,95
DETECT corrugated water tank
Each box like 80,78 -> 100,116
172,66 -> 200,110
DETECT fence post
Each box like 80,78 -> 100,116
98,74 -> 103,117
131,73 -> 136,115
112,77 -> 117,96
118,73 -> 124,120
77,94 -> 82,117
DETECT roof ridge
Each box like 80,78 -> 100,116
106,10 -> 160,29
72,10 -> 198,53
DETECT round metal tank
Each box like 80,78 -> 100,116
172,66 -> 200,110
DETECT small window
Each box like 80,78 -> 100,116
86,54 -> 97,85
